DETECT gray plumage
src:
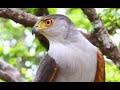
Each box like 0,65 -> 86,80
32,14 -> 97,82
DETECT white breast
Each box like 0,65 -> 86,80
48,34 -> 97,82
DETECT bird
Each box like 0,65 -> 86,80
32,14 -> 105,82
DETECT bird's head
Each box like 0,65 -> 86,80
32,14 -> 76,42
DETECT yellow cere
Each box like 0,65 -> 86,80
35,19 -> 54,30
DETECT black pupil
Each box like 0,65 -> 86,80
47,20 -> 50,24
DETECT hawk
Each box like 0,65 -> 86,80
32,14 -> 105,82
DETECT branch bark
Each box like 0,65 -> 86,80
0,58 -> 25,82
36,8 -> 49,16
81,8 -> 120,68
0,8 -> 120,69
0,8 -> 38,27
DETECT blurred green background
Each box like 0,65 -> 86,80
0,8 -> 120,82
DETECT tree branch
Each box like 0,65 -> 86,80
81,8 -> 120,68
0,58 -> 25,82
0,70 -> 16,82
0,8 -> 38,27
36,8 -> 49,16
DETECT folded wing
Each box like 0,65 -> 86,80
95,49 -> 105,82
33,54 -> 58,82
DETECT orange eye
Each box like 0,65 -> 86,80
45,19 -> 53,26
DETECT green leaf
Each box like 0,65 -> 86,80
21,67 -> 27,75
9,58 -> 17,65
48,8 -> 57,14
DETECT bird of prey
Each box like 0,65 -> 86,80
32,14 -> 105,82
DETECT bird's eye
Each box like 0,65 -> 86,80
45,19 -> 53,26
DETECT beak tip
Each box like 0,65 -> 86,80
32,31 -> 34,35
32,27 -> 36,35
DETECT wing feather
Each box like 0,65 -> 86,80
95,48 -> 105,82
33,54 -> 58,82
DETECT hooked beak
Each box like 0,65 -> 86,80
32,26 -> 37,35
32,24 -> 45,35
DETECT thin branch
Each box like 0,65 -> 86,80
81,8 -> 120,68
0,58 -> 25,82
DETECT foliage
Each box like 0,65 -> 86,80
0,8 -> 120,82
105,61 -> 120,82
97,8 -> 120,35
